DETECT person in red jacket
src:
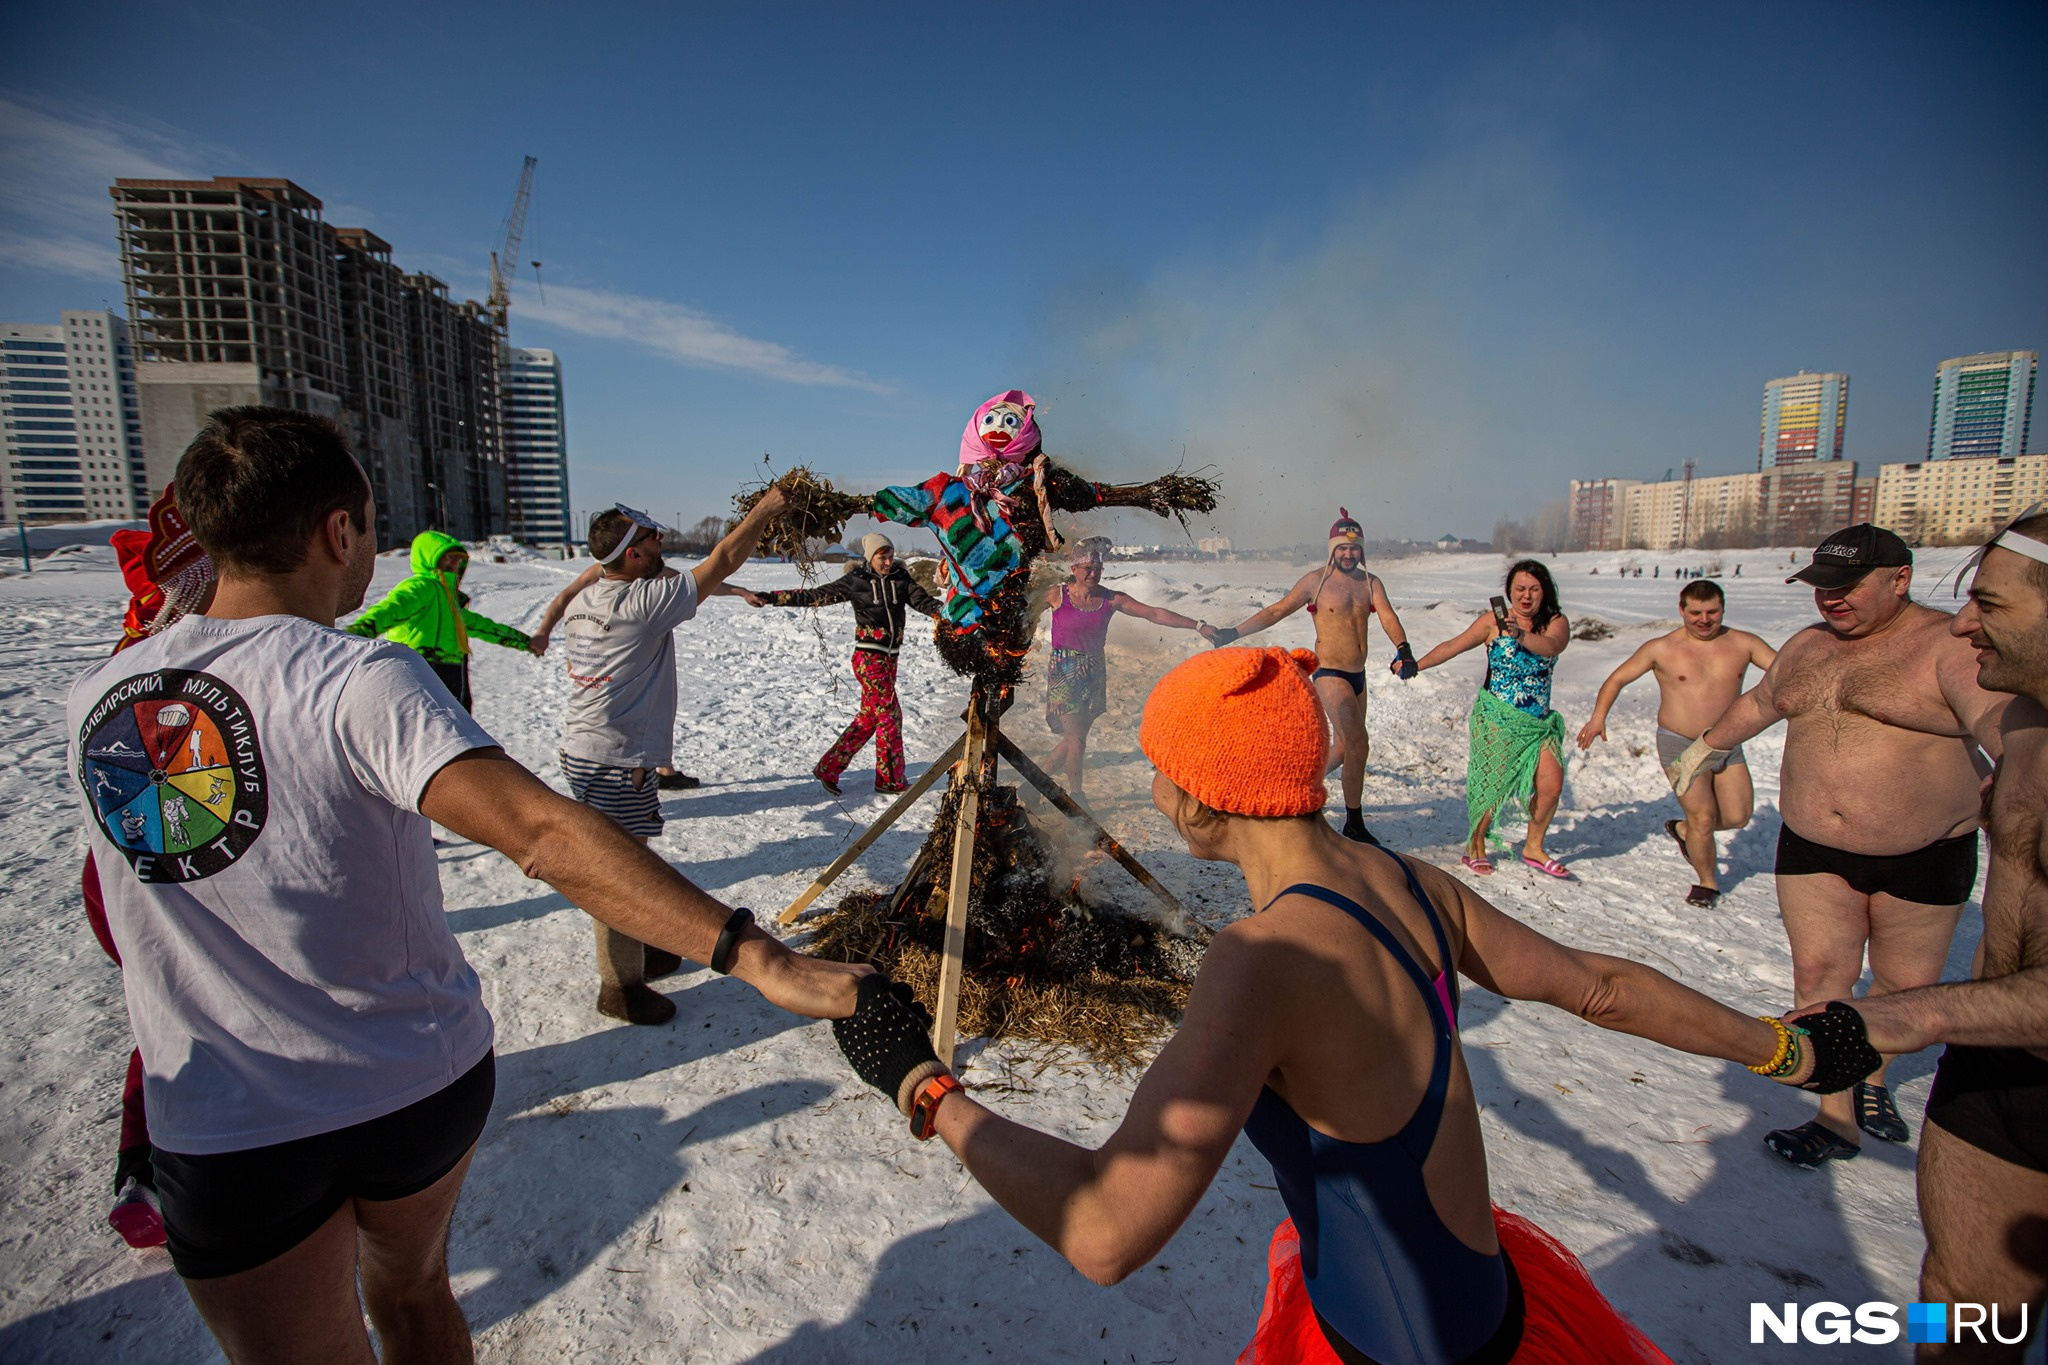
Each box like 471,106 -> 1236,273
89,484 -> 218,1247
755,533 -> 943,794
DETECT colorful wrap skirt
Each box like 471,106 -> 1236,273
1045,647 -> 1108,732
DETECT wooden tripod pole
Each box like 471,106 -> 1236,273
994,734 -> 1199,933
931,699 -> 991,1065
777,733 -> 967,925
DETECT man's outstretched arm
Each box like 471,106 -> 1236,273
420,748 -> 864,1020
1840,970 -> 2048,1054
1698,662 -> 1784,750
1578,641 -> 1658,749
691,488 -> 786,598
1224,580 -> 1312,643
531,564 -> 603,646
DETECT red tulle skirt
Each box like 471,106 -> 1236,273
1236,1209 -> 1675,1364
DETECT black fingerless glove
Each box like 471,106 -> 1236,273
832,974 -> 944,1113
1392,642 -> 1418,679
1210,626 -> 1239,647
1796,1001 -> 1883,1094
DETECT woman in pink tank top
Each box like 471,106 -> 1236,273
1046,539 -> 1218,798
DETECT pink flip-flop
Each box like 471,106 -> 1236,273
1521,855 -> 1572,879
1460,853 -> 1495,875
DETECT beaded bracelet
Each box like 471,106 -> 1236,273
1746,1015 -> 1805,1078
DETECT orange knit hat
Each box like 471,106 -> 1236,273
1140,647 -> 1329,817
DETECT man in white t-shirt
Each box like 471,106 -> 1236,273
68,407 -> 863,1364
542,496 -> 783,1025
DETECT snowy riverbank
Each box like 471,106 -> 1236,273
0,546 -> 1979,1362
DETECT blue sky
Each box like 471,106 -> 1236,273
3,2 -> 2043,545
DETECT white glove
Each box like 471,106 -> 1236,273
1665,735 -> 1732,794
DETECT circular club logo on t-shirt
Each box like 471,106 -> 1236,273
79,669 -> 268,882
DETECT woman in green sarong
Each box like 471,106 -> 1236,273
1412,560 -> 1572,878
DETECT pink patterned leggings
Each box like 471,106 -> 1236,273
816,648 -> 905,787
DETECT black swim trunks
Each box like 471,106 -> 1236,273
1775,824 -> 1980,906
1312,667 -> 1367,697
153,1051 -> 495,1279
1926,1043 -> 2048,1173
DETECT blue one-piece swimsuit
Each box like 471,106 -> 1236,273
1241,856 -> 1522,1365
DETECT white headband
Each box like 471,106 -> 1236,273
1949,502 -> 2048,595
1989,529 -> 2048,566
594,504 -> 672,565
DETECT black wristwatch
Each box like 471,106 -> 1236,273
711,908 -> 754,975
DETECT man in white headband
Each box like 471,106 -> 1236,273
1669,523 -> 2010,1172
1799,507 -> 2047,1333
541,495 -> 784,1024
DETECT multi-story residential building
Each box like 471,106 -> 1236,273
1874,452 -> 2048,543
111,176 -> 509,543
1759,371 -> 1849,469
1572,462 -> 1863,551
1568,477 -> 1640,551
0,311 -> 147,525
504,348 -> 571,545
1928,351 -> 2036,461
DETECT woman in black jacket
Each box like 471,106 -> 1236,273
757,533 -> 943,794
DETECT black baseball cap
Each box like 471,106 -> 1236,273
1787,524 -> 1913,590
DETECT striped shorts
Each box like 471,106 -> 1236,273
558,752 -> 662,838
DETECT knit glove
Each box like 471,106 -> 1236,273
833,974 -> 948,1115
1208,626 -> 1239,648
1663,735 -> 1731,794
1794,1001 -> 1884,1095
1389,642 -> 1418,680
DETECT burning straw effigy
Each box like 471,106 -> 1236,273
755,392 -> 1220,1063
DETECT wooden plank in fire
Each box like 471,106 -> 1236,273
776,733 -> 967,926
931,704 -> 989,1065
994,734 -> 1204,939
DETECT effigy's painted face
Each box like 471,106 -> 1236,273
978,402 -> 1031,456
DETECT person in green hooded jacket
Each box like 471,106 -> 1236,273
347,529 -> 541,711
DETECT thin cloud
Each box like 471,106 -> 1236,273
526,281 -> 884,391
0,229 -> 118,278
0,95 -> 223,283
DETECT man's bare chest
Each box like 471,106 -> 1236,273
1773,643 -> 1956,736
1309,576 -> 1374,625
1654,641 -> 1747,691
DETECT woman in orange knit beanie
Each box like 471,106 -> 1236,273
830,647 -> 1886,1364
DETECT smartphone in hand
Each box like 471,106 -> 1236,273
1490,595 -> 1509,631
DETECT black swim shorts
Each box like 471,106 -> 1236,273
1312,667 -> 1367,697
1774,824 -> 1980,906
1925,1043 -> 2048,1173
152,1051 -> 495,1279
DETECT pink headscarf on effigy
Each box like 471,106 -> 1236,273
959,390 -> 1041,467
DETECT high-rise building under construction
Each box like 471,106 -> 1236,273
1758,371 -> 1848,469
1928,351 -> 2036,461
109,176 -> 511,543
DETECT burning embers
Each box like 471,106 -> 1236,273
806,780 -> 1206,1064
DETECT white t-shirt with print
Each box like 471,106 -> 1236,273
67,614 -> 497,1155
558,570 -> 699,769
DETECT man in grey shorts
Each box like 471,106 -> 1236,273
1577,579 -> 1776,906
549,494 -> 784,1024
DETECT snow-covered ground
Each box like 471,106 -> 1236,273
0,542 -> 1986,1363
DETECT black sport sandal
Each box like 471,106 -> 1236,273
1853,1082 -> 1909,1142
1764,1120 -> 1860,1169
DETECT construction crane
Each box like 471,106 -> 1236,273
487,156 -> 537,332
